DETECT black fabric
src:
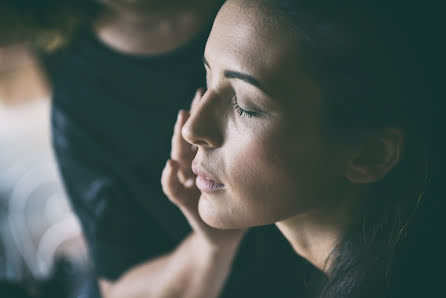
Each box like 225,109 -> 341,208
0,282 -> 30,298
221,225 -> 325,298
43,24 -> 323,298
44,28 -> 203,280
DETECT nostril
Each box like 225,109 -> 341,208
195,140 -> 208,146
182,121 -> 212,147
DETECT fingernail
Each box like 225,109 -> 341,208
184,177 -> 195,188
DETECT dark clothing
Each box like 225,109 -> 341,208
45,28 -> 206,280
0,282 -> 29,298
43,26 -> 322,297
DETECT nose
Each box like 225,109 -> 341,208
182,90 -> 224,148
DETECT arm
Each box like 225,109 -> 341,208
100,232 -> 239,298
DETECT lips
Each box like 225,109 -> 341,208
191,163 -> 225,193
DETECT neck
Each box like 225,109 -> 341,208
276,189 -> 363,274
95,0 -> 219,55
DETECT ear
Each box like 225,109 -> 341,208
345,128 -> 404,184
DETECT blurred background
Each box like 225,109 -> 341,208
0,43 -> 90,297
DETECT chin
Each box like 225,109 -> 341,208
198,200 -> 228,229
197,195 -> 277,229
198,197 -> 242,229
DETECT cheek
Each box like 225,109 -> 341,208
227,121 -> 340,224
199,117 -> 344,229
222,124 -> 319,225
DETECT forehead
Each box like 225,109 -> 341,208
205,1 -> 303,95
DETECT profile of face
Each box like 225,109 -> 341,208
182,0 -> 354,229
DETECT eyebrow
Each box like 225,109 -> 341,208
203,57 -> 270,95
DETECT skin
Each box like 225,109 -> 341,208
183,1 -> 351,230
95,0 -> 221,55
168,0 -> 403,273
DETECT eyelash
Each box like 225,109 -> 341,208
232,97 -> 257,118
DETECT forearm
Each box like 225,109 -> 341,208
101,233 -> 240,298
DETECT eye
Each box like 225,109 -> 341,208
232,96 -> 257,118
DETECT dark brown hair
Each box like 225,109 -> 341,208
244,1 -> 439,297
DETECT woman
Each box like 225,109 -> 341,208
162,0 -> 440,297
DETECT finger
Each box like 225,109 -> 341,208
190,88 -> 203,113
188,89 -> 203,154
162,160 -> 206,233
161,159 -> 181,202
177,168 -> 198,186
162,159 -> 199,207
171,110 -> 195,167
178,169 -> 189,185
183,177 -> 196,188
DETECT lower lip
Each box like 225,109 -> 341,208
196,175 -> 225,192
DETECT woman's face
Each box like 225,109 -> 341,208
183,0 -> 350,229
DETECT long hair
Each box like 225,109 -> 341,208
244,0 -> 439,297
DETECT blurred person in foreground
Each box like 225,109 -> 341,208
2,0 -> 306,297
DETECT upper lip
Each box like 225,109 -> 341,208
191,162 -> 223,184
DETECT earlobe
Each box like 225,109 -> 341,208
345,128 -> 404,184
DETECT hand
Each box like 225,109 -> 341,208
162,89 -> 245,251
